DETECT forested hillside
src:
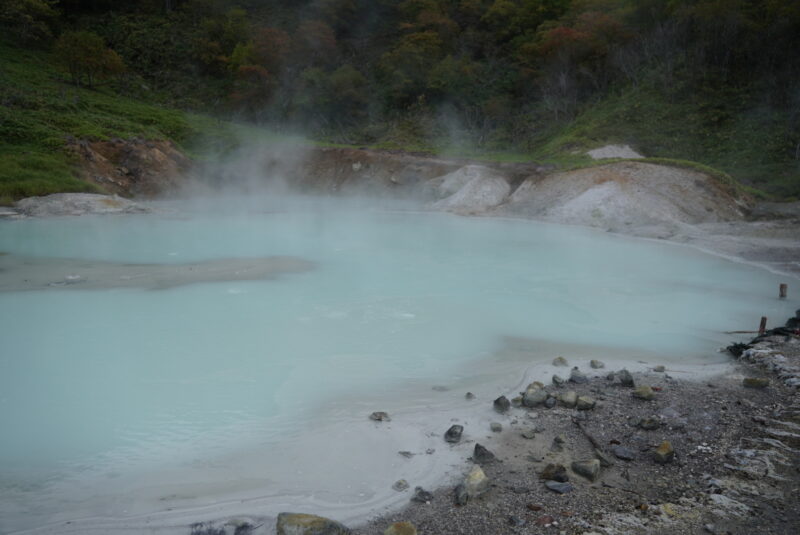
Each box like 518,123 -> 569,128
2,0 -> 799,198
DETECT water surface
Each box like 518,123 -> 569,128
0,198 -> 794,533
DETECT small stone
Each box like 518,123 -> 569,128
633,385 -> 655,400
411,486 -> 433,503
576,396 -> 596,410
590,360 -> 605,369
490,422 -> 503,433
527,504 -> 543,511
743,377 -> 770,388
473,443 -> 496,464
552,374 -> 565,386
523,387 -> 548,407
571,459 -> 601,481
535,515 -> 556,526
527,381 -> 545,390
493,395 -> 511,413
464,465 -> 489,498
465,392 -> 476,400
444,425 -> 463,443
545,481 -> 573,494
653,441 -> 675,464
638,417 -> 660,430
654,365 -> 666,372
384,522 -> 417,535
618,369 -> 635,387
276,513 -> 351,535
392,479 -> 410,491
551,434 -> 567,452
544,396 -> 557,409
553,356 -> 569,366
398,451 -> 414,458
569,367 -> 588,384
370,411 -> 391,422
511,396 -> 523,407
540,463 -> 569,482
559,391 -> 578,408
611,445 -> 635,461
508,516 -> 526,527
593,448 -> 614,468
521,428 -> 537,439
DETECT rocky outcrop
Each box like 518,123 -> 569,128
495,161 -> 748,231
14,193 -> 149,217
432,167 -> 511,214
68,137 -> 191,197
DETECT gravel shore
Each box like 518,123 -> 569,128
353,322 -> 800,535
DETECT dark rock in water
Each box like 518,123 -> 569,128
653,365 -> 666,372
743,377 -> 770,388
276,513 -> 351,535
786,311 -> 800,329
490,422 -> 502,432
618,369 -> 635,387
412,486 -> 434,503
612,445 -> 636,461
552,374 -> 565,386
552,356 -> 569,366
233,523 -> 256,535
190,523 -> 226,535
727,342 -> 751,357
392,479 -> 410,491
653,441 -> 675,464
398,451 -> 414,458
545,481 -> 574,494
590,359 -> 605,369
544,396 -> 557,408
370,411 -> 391,422
444,424 -> 464,443
569,367 -> 588,384
539,463 -> 568,482
473,443 -> 496,464
465,392 -> 476,400
638,417 -> 660,430
571,459 -> 601,481
493,395 -> 511,413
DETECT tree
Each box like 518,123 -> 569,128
0,0 -> 58,43
53,31 -> 126,87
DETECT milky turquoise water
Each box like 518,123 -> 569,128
0,199 -> 795,533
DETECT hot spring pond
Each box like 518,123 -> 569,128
0,199 -> 794,534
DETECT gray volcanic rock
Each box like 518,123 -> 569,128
493,395 -> 511,413
569,368 -> 589,384
433,167 -> 511,213
444,425 -> 464,443
572,459 -> 601,481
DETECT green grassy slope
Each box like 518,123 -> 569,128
527,83 -> 799,199
0,40 -> 244,204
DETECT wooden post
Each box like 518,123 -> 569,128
779,283 -> 788,299
759,316 -> 768,335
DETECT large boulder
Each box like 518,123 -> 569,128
432,166 -> 511,213
276,513 -> 351,535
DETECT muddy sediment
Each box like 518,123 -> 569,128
0,254 -> 315,291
